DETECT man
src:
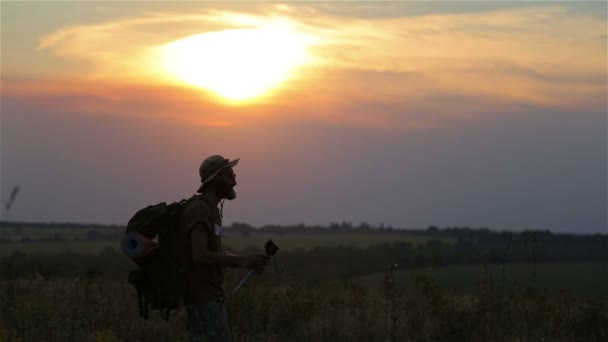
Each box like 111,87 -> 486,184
180,155 -> 269,342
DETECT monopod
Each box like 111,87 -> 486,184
231,240 -> 279,295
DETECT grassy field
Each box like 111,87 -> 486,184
222,231 -> 452,251
0,226 -> 121,241
0,231 -> 451,257
359,262 -> 608,298
0,240 -> 120,257
1,224 -> 606,341
1,276 -> 606,341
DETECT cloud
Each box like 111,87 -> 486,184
4,3 -> 604,129
1,77 -> 259,128
295,5 -> 605,109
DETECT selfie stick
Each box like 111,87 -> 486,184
231,240 -> 279,295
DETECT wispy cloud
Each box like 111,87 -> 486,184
4,3 -> 605,129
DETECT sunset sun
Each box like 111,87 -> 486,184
160,24 -> 314,102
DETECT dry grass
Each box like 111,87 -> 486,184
1,273 -> 606,342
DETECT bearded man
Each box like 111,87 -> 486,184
180,155 -> 269,342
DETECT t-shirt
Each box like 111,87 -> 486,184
179,194 -> 225,304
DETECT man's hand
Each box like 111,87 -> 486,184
244,255 -> 270,272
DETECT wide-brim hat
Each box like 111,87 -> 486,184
197,155 -> 239,193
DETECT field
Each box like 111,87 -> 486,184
0,223 -> 606,341
0,230 -> 452,257
0,240 -> 119,257
0,225 -> 120,241
359,262 -> 608,298
1,272 -> 606,341
223,231 -> 453,251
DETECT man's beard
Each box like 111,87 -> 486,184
224,188 -> 237,201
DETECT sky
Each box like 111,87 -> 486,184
1,1 -> 606,233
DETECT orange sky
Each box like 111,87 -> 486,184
3,3 -> 606,125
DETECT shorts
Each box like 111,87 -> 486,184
186,299 -> 231,342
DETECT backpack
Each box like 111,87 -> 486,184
121,199 -> 189,321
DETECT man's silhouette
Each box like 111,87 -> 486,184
180,155 -> 269,342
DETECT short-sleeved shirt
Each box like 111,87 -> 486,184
180,194 -> 225,304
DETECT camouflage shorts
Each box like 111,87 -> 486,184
186,299 -> 231,342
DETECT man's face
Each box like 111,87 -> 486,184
216,167 -> 237,200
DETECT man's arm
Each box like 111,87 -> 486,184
190,223 -> 267,269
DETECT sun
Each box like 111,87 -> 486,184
159,23 -> 314,102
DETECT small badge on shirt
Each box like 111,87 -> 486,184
213,224 -> 222,236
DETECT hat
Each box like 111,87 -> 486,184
197,155 -> 239,192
